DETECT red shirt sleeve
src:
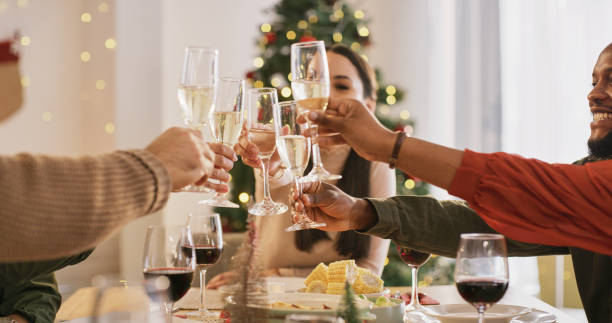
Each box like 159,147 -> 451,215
448,150 -> 612,255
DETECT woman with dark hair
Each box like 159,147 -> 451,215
207,44 -> 394,288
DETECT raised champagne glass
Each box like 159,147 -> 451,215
177,46 -> 217,193
246,88 -> 288,216
290,40 -> 341,181
273,100 -> 326,231
199,77 -> 245,208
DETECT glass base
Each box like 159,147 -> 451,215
183,309 -> 219,319
248,200 -> 288,216
303,165 -> 342,182
285,221 -> 326,232
178,185 -> 213,193
198,196 -> 239,208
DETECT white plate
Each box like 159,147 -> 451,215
218,277 -> 306,295
421,304 -> 531,323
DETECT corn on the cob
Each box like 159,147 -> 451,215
305,263 -> 328,287
305,280 -> 327,293
327,259 -> 359,284
353,268 -> 384,294
325,282 -> 347,295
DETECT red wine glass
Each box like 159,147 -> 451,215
397,246 -> 431,311
143,225 -> 195,322
455,233 -> 509,323
183,212 -> 223,318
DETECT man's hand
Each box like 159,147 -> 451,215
306,97 -> 397,163
145,127 -> 215,191
294,181 -> 378,231
201,142 -> 237,193
234,124 -> 284,177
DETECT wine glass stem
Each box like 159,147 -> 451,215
478,307 -> 486,323
311,141 -> 324,169
199,267 -> 208,313
164,302 -> 173,323
260,157 -> 272,202
294,177 -> 307,221
410,266 -> 420,308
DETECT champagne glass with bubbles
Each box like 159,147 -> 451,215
199,77 -> 245,208
246,88 -> 288,216
291,41 -> 341,181
273,100 -> 326,231
177,46 -> 218,193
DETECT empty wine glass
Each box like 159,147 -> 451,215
143,225 -> 196,322
397,246 -> 431,311
273,100 -> 326,231
199,77 -> 245,208
177,46 -> 218,193
182,212 -> 224,318
455,233 -> 509,323
246,88 -> 288,216
290,40 -> 341,181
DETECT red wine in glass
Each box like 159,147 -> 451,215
398,247 -> 431,267
181,245 -> 223,267
456,278 -> 508,308
144,267 -> 194,302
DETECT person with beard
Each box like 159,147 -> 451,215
294,43 -> 612,322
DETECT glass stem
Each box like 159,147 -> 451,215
294,177 -> 307,222
311,141 -> 324,169
410,266 -> 419,307
478,306 -> 486,323
199,267 -> 207,313
164,302 -> 173,323
260,157 -> 272,202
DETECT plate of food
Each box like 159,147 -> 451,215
301,260 -> 386,296
421,304 -> 532,323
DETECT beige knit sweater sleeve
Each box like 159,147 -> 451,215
0,149 -> 171,262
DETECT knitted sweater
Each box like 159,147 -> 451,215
0,150 -> 170,262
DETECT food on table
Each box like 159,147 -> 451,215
305,280 -> 326,293
303,260 -> 384,295
305,263 -> 328,286
269,301 -> 331,310
353,268 -> 384,294
373,296 -> 395,308
327,260 -> 359,284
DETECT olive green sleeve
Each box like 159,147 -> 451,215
362,195 -> 569,258
0,273 -> 60,323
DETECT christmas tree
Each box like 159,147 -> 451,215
217,0 -> 453,286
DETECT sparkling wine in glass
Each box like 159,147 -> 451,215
246,88 -> 288,216
290,40 -> 341,182
181,212 -> 223,318
199,77 -> 245,208
273,100 -> 326,231
397,246 -> 431,311
177,46 -> 218,193
143,225 -> 196,322
455,233 -> 509,323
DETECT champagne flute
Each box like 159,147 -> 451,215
246,88 -> 288,216
455,233 -> 509,323
273,100 -> 326,231
199,77 -> 245,208
177,46 -> 218,193
182,213 -> 223,318
291,40 -> 341,181
143,225 -> 196,322
397,246 -> 431,311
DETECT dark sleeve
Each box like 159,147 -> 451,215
0,273 -> 60,323
362,195 -> 569,258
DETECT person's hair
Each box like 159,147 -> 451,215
295,150 -> 372,260
326,44 -> 378,101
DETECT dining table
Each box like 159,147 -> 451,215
55,283 -> 581,322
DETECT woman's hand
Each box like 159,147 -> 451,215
234,124 -> 284,177
199,142 -> 237,193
